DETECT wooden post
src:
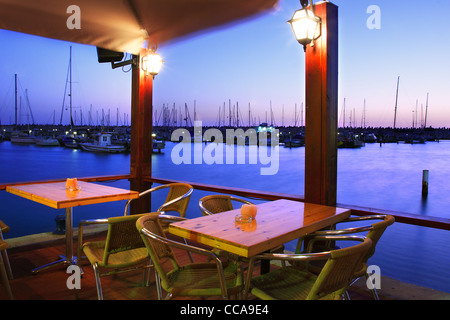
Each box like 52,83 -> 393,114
422,170 -> 429,198
130,50 -> 153,214
304,2 -> 339,206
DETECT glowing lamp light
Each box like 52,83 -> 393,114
288,1 -> 321,52
141,51 -> 164,77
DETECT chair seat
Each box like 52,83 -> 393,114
167,262 -> 243,297
250,266 -> 340,300
82,241 -> 149,268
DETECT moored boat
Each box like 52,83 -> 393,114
35,137 -> 60,146
79,133 -> 127,153
10,131 -> 36,144
152,133 -> 165,153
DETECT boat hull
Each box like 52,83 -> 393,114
80,143 -> 127,153
10,137 -> 36,144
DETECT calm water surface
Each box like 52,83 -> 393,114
0,140 -> 449,293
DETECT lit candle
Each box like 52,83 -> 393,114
241,204 -> 257,219
66,178 -> 78,191
66,178 -> 74,190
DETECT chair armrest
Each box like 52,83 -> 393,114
309,225 -> 373,236
124,185 -> 170,215
140,225 -> 219,262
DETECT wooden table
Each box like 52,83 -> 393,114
169,199 -> 351,260
6,181 -> 139,273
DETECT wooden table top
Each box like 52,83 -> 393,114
169,199 -> 351,258
6,181 -> 139,209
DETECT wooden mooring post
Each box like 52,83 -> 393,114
422,170 -> 429,198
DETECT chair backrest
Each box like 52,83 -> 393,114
103,214 -> 148,264
199,195 -> 253,216
160,183 -> 193,217
136,213 -> 179,289
364,215 -> 395,261
307,237 -> 372,300
124,183 -> 193,217
0,220 -> 9,235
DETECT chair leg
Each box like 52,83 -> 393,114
93,263 -> 104,300
143,259 -> 153,287
154,270 -> 163,300
365,272 -> 380,300
0,253 -> 13,300
1,250 -> 13,280
182,238 -> 194,263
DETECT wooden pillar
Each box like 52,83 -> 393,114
130,50 -> 153,214
304,2 -> 338,206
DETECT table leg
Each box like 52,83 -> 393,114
32,207 -> 77,274
65,207 -> 74,264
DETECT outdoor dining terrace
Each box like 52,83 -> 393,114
1,212 -> 448,302
0,175 -> 449,303
1,0 -> 450,305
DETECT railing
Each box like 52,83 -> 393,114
145,176 -> 450,231
1,174 -> 449,231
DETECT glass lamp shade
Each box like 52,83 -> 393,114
289,8 -> 321,50
141,52 -> 163,76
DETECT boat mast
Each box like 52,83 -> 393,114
393,76 -> 400,129
14,74 -> 18,127
424,93 -> 429,128
69,46 -> 73,128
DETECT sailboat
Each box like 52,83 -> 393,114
10,74 -> 37,144
59,46 -> 86,149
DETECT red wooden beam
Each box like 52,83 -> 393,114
129,51 -> 153,213
304,2 -> 339,206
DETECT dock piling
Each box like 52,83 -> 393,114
422,170 -> 429,198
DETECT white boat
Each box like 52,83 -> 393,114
79,133 -> 127,153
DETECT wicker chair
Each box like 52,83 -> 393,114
77,213 -> 152,300
136,213 -> 244,300
124,183 -> 193,217
0,220 -> 13,280
244,236 -> 372,300
0,239 -> 13,300
300,214 -> 395,299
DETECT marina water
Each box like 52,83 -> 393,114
0,140 -> 449,293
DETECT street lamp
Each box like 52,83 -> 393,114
288,0 -> 321,51
141,50 -> 164,78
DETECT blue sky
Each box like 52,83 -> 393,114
0,0 -> 449,128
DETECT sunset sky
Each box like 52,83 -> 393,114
0,0 -> 449,128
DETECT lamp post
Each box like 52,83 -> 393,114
290,1 -> 339,206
